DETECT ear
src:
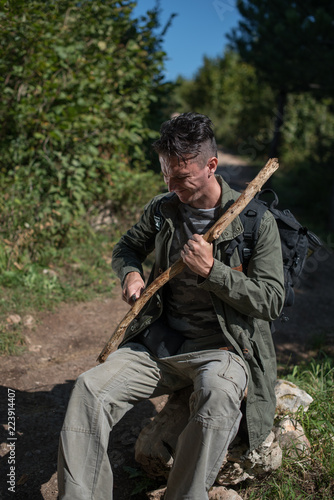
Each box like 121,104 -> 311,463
207,156 -> 218,176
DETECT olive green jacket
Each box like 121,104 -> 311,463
112,176 -> 285,450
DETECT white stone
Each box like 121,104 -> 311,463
6,314 -> 21,324
23,314 -> 36,328
146,486 -> 166,499
209,486 -> 244,499
273,417 -> 311,458
275,379 -> 313,414
216,432 -> 282,486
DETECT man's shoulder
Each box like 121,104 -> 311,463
150,191 -> 179,213
146,191 -> 175,206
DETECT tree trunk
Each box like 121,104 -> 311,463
269,89 -> 287,159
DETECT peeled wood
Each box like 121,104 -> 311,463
97,157 -> 279,363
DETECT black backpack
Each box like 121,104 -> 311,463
226,189 -> 323,309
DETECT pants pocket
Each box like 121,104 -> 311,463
217,353 -> 248,399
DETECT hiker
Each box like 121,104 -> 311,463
58,112 -> 285,499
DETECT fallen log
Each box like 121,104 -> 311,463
97,157 -> 279,363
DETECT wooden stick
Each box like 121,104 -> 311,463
97,157 -> 279,363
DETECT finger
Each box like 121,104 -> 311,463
122,290 -> 138,305
191,234 -> 201,243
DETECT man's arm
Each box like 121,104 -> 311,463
198,211 -> 285,321
112,196 -> 161,301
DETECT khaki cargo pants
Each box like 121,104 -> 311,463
58,343 -> 248,500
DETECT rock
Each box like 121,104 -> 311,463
43,269 -> 58,278
109,449 -> 125,467
88,200 -> 119,230
146,486 -> 166,499
136,380 -> 313,486
6,314 -> 22,324
135,387 -> 192,479
275,379 -> 313,413
274,417 -> 311,458
216,432 -> 282,486
146,485 -> 243,499
28,344 -> 42,353
23,314 -> 36,329
209,486 -> 243,499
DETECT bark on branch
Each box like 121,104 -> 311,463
97,158 -> 279,363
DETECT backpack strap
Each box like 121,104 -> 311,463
255,188 -> 279,209
225,198 -> 267,274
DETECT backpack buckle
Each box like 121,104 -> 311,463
243,248 -> 253,259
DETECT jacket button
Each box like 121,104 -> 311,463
158,268 -> 163,274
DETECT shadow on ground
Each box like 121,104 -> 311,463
0,382 -> 161,500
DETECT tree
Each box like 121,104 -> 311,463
228,0 -> 334,156
170,50 -> 275,154
0,0 -> 171,249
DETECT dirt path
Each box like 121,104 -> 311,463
1,153 -> 333,499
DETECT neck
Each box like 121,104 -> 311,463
191,177 -> 221,209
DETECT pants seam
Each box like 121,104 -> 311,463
205,412 -> 241,489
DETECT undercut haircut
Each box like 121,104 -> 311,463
153,112 -> 218,166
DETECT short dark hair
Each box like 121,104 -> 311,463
152,112 -> 217,164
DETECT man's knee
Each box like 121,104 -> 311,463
199,354 -> 247,398
74,368 -> 98,397
189,353 -> 248,421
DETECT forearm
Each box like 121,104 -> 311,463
112,241 -> 145,287
199,214 -> 285,321
111,199 -> 158,285
202,260 -> 284,320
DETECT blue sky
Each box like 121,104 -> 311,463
132,0 -> 242,81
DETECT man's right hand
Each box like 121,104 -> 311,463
122,272 -> 145,305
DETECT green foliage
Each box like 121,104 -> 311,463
0,221 -> 127,355
0,227 -> 118,315
170,50 -> 276,151
0,323 -> 25,356
171,46 -> 334,229
0,0 -> 170,262
225,1 -> 334,226
286,357 -> 334,448
229,0 -> 334,95
274,94 -> 334,229
282,95 -> 334,165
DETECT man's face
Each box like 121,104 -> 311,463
159,154 -> 216,208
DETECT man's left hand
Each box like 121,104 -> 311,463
181,234 -> 214,278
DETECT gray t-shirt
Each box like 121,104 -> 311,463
165,203 -> 223,344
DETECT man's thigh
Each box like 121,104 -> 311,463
193,350 -> 248,396
82,343 -> 173,403
166,350 -> 248,419
65,343 -> 175,430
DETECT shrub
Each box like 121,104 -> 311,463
0,0 -> 170,265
